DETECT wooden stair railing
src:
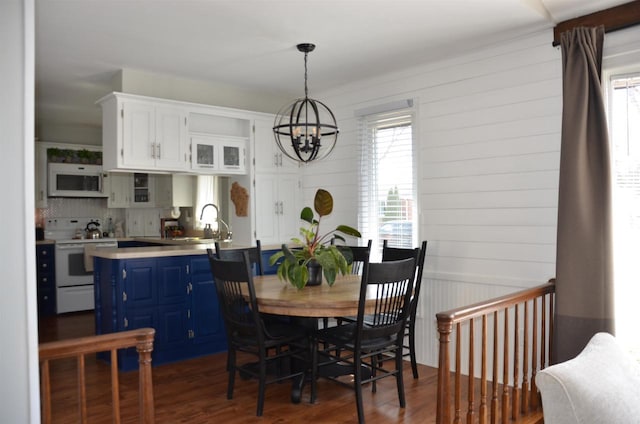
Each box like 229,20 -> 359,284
39,328 -> 155,424
436,280 -> 555,424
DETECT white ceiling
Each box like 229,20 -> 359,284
35,0 -> 629,131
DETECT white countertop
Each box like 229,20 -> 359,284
91,244 -> 217,259
90,239 -> 284,260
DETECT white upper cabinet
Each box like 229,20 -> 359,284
98,92 -> 255,175
104,172 -> 131,208
98,93 -> 189,172
155,174 -> 194,208
253,116 -> 299,174
155,106 -> 189,170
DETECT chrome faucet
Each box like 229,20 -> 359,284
199,203 -> 219,221
200,203 -> 220,238
199,203 -> 232,240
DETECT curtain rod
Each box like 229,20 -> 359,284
552,0 -> 640,46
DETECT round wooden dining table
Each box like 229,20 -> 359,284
252,274 -> 367,317
251,273 -> 383,403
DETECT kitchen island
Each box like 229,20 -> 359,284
91,241 -> 282,369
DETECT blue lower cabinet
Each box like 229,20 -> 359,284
95,254 -> 227,370
36,244 -> 56,316
189,257 -> 226,355
261,249 -> 282,275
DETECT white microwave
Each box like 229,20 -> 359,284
48,163 -> 106,197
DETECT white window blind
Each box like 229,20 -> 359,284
358,108 -> 416,258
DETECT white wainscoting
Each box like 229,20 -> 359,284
415,274 -> 547,368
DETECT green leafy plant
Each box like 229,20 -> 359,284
269,189 -> 361,289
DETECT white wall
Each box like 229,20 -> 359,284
0,0 -> 39,422
303,29 -> 563,367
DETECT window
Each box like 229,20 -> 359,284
194,175 -> 219,230
607,71 -> 640,357
358,107 -> 416,258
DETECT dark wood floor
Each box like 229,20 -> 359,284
38,312 -> 440,423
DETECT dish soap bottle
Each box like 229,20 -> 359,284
107,217 -> 115,238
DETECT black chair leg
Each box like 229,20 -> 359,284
395,347 -> 406,408
371,354 -> 377,393
227,350 -> 236,400
409,323 -> 419,379
354,352 -> 365,424
310,339 -> 318,404
257,355 -> 267,416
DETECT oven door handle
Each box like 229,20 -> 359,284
56,243 -> 86,250
93,243 -> 117,249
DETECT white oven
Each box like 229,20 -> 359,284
55,239 -> 117,313
45,217 -> 117,314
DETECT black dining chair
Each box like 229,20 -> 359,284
310,257 -> 417,424
206,250 -> 308,416
382,239 -> 427,379
325,240 -> 372,329
214,240 -> 263,275
336,239 -> 372,276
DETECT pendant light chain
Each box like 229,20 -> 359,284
304,50 -> 309,99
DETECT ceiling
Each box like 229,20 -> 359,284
35,0 -> 629,135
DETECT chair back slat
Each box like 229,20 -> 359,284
358,257 -> 416,341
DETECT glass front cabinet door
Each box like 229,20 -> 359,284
190,135 -> 246,175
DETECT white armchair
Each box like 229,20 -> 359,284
536,332 -> 640,424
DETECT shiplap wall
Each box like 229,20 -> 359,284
301,29 -> 562,367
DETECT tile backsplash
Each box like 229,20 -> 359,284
37,197 -> 125,227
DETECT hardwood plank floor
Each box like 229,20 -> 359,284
38,312 -> 542,423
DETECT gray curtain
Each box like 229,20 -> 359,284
554,26 -> 614,364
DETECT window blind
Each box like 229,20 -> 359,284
358,108 -> 416,258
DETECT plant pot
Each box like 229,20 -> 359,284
306,260 -> 323,287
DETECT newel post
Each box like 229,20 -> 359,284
436,313 -> 453,424
136,330 -> 155,424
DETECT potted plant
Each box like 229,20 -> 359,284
269,189 -> 361,289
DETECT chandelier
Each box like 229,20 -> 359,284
273,43 -> 339,163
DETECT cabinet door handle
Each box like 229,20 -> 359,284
279,153 -> 283,167
151,143 -> 156,159
274,202 -> 279,215
279,201 -> 284,215
157,143 -> 161,159
274,153 -> 278,166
